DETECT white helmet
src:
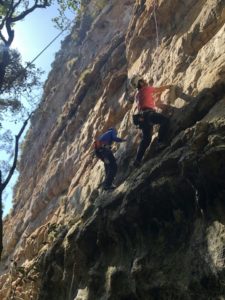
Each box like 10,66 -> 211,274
129,75 -> 143,89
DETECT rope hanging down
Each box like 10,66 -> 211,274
25,21 -> 72,71
152,0 -> 160,81
153,0 -> 159,48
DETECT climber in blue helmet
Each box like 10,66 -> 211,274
94,127 -> 126,191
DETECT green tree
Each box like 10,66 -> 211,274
0,0 -> 80,90
0,114 -> 31,259
53,0 -> 80,29
0,0 -> 82,260
0,46 -> 43,260
0,0 -> 74,259
0,0 -> 49,90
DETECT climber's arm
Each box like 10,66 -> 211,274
153,85 -> 172,94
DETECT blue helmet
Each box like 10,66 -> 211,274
108,127 -> 117,134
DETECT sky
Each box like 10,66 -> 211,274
12,5 -> 74,78
2,3 -> 75,216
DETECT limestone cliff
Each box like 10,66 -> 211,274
1,0 -> 225,299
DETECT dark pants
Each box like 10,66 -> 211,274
95,147 -> 117,188
136,110 -> 168,162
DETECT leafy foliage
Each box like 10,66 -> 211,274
0,0 -> 82,259
0,1 -> 11,15
0,46 -> 43,95
0,46 -> 43,140
0,0 -> 80,33
0,1 -> 45,186
0,129 -> 13,179
0,129 -> 15,179
52,0 -> 80,29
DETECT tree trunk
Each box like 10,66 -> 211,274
0,115 -> 31,260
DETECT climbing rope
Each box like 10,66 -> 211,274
25,21 -> 72,71
151,0 -> 160,82
153,0 -> 159,49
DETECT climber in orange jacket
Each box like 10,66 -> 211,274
130,75 -> 172,167
94,128 -> 126,190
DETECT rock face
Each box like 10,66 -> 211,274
1,0 -> 225,299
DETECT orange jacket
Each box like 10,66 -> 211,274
136,86 -> 156,111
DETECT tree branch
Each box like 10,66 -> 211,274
0,31 -> 7,44
6,0 -> 15,19
12,0 -> 23,12
0,0 -> 15,44
11,0 -> 50,22
1,114 -> 31,191
5,19 -> 14,46
0,17 -> 6,30
0,113 -> 32,260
